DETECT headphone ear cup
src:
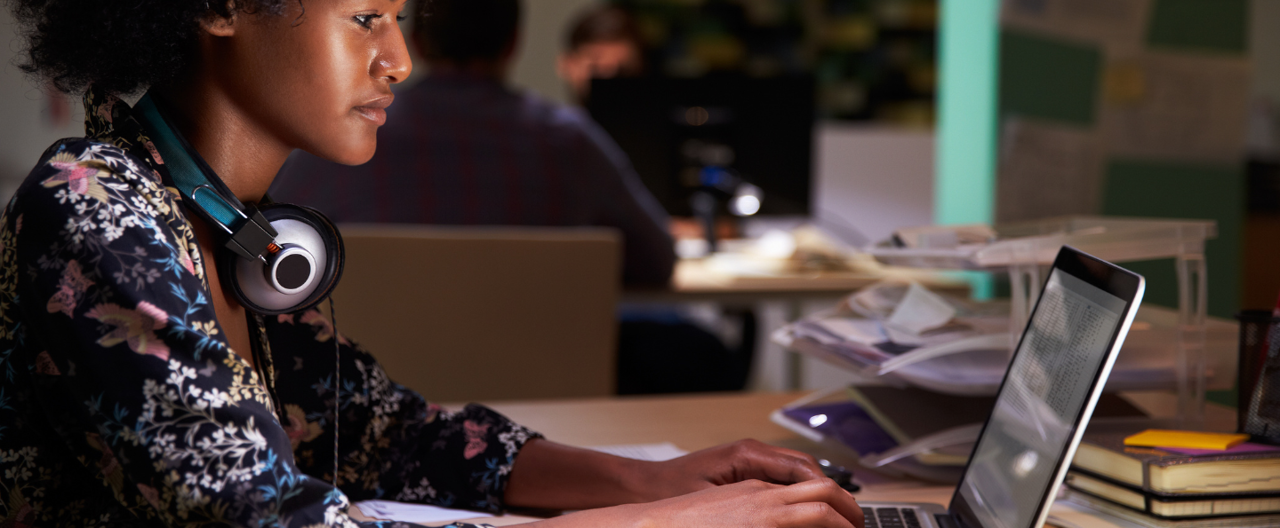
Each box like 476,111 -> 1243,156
220,203 -> 344,315
292,204 -> 344,304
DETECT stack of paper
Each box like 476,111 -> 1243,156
355,501 -> 490,525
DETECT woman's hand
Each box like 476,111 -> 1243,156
535,478 -> 864,528
634,438 -> 832,502
635,478 -> 864,528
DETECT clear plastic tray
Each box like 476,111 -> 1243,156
774,305 -> 1238,397
866,216 -> 1216,271
859,216 -> 1217,426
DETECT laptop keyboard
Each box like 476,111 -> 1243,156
865,507 -> 922,528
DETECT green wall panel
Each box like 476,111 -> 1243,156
1101,160 -> 1244,319
937,0 -> 999,227
938,0 -> 1001,299
999,30 -> 1102,126
1147,0 -> 1249,54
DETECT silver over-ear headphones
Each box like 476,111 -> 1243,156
134,94 -> 344,315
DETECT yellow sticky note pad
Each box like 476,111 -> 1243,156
1124,429 -> 1250,451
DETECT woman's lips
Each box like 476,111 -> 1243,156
354,106 -> 387,125
354,95 -> 394,125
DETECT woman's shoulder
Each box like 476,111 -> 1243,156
12,137 -> 172,214
30,136 -> 163,184
6,136 -> 197,271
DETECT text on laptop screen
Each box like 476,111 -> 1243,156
958,269 -> 1127,528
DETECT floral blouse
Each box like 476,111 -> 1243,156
0,88 -> 541,527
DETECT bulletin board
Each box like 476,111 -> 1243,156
995,0 -> 1250,320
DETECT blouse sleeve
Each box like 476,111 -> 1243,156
262,309 -> 543,512
9,140 -> 494,528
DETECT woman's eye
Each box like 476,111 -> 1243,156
395,14 -> 406,22
354,14 -> 379,29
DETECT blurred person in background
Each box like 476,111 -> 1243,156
271,0 -> 675,286
557,5 -> 645,104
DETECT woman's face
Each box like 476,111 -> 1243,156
212,0 -> 412,165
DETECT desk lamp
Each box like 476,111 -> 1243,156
689,165 -> 763,252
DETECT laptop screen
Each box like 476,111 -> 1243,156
956,268 -> 1129,528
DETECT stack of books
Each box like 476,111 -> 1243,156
1066,431 -> 1280,523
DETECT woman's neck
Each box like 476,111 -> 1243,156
151,82 -> 292,204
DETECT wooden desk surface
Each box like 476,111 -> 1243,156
481,391 -> 807,450
410,391 -> 1237,526
623,258 -> 970,304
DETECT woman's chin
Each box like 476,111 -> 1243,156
310,141 -> 377,167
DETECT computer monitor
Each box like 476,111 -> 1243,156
587,75 -> 815,217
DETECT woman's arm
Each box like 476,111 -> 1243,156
504,437 -> 834,510
262,308 -> 857,525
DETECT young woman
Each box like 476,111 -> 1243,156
0,0 -> 864,526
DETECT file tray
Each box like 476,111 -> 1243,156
865,216 -> 1216,271
773,305 -> 1237,397
861,216 -> 1217,426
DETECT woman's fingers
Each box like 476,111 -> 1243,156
764,444 -> 824,468
773,502 -> 859,528
774,478 -> 864,527
761,444 -> 829,481
726,439 -> 828,485
621,479 -> 864,528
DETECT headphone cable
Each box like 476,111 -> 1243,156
329,297 -> 340,491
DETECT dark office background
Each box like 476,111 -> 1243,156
610,0 -> 938,124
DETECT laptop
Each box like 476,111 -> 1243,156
858,245 -> 1145,528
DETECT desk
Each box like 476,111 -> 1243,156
435,390 -> 1236,527
623,258 -> 970,305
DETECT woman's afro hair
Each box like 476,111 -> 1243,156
8,0 -> 298,96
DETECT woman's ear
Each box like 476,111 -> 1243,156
200,3 -> 237,37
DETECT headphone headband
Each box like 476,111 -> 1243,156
135,95 -> 243,230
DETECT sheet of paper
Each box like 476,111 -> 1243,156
847,281 -> 908,319
588,442 -> 689,461
1002,0 -> 1151,52
355,500 -> 490,524
886,282 -> 957,336
814,317 -> 888,345
1100,53 -> 1251,163
996,119 -> 1104,222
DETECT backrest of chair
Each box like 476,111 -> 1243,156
329,224 -> 622,402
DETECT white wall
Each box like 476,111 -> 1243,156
812,124 -> 935,245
